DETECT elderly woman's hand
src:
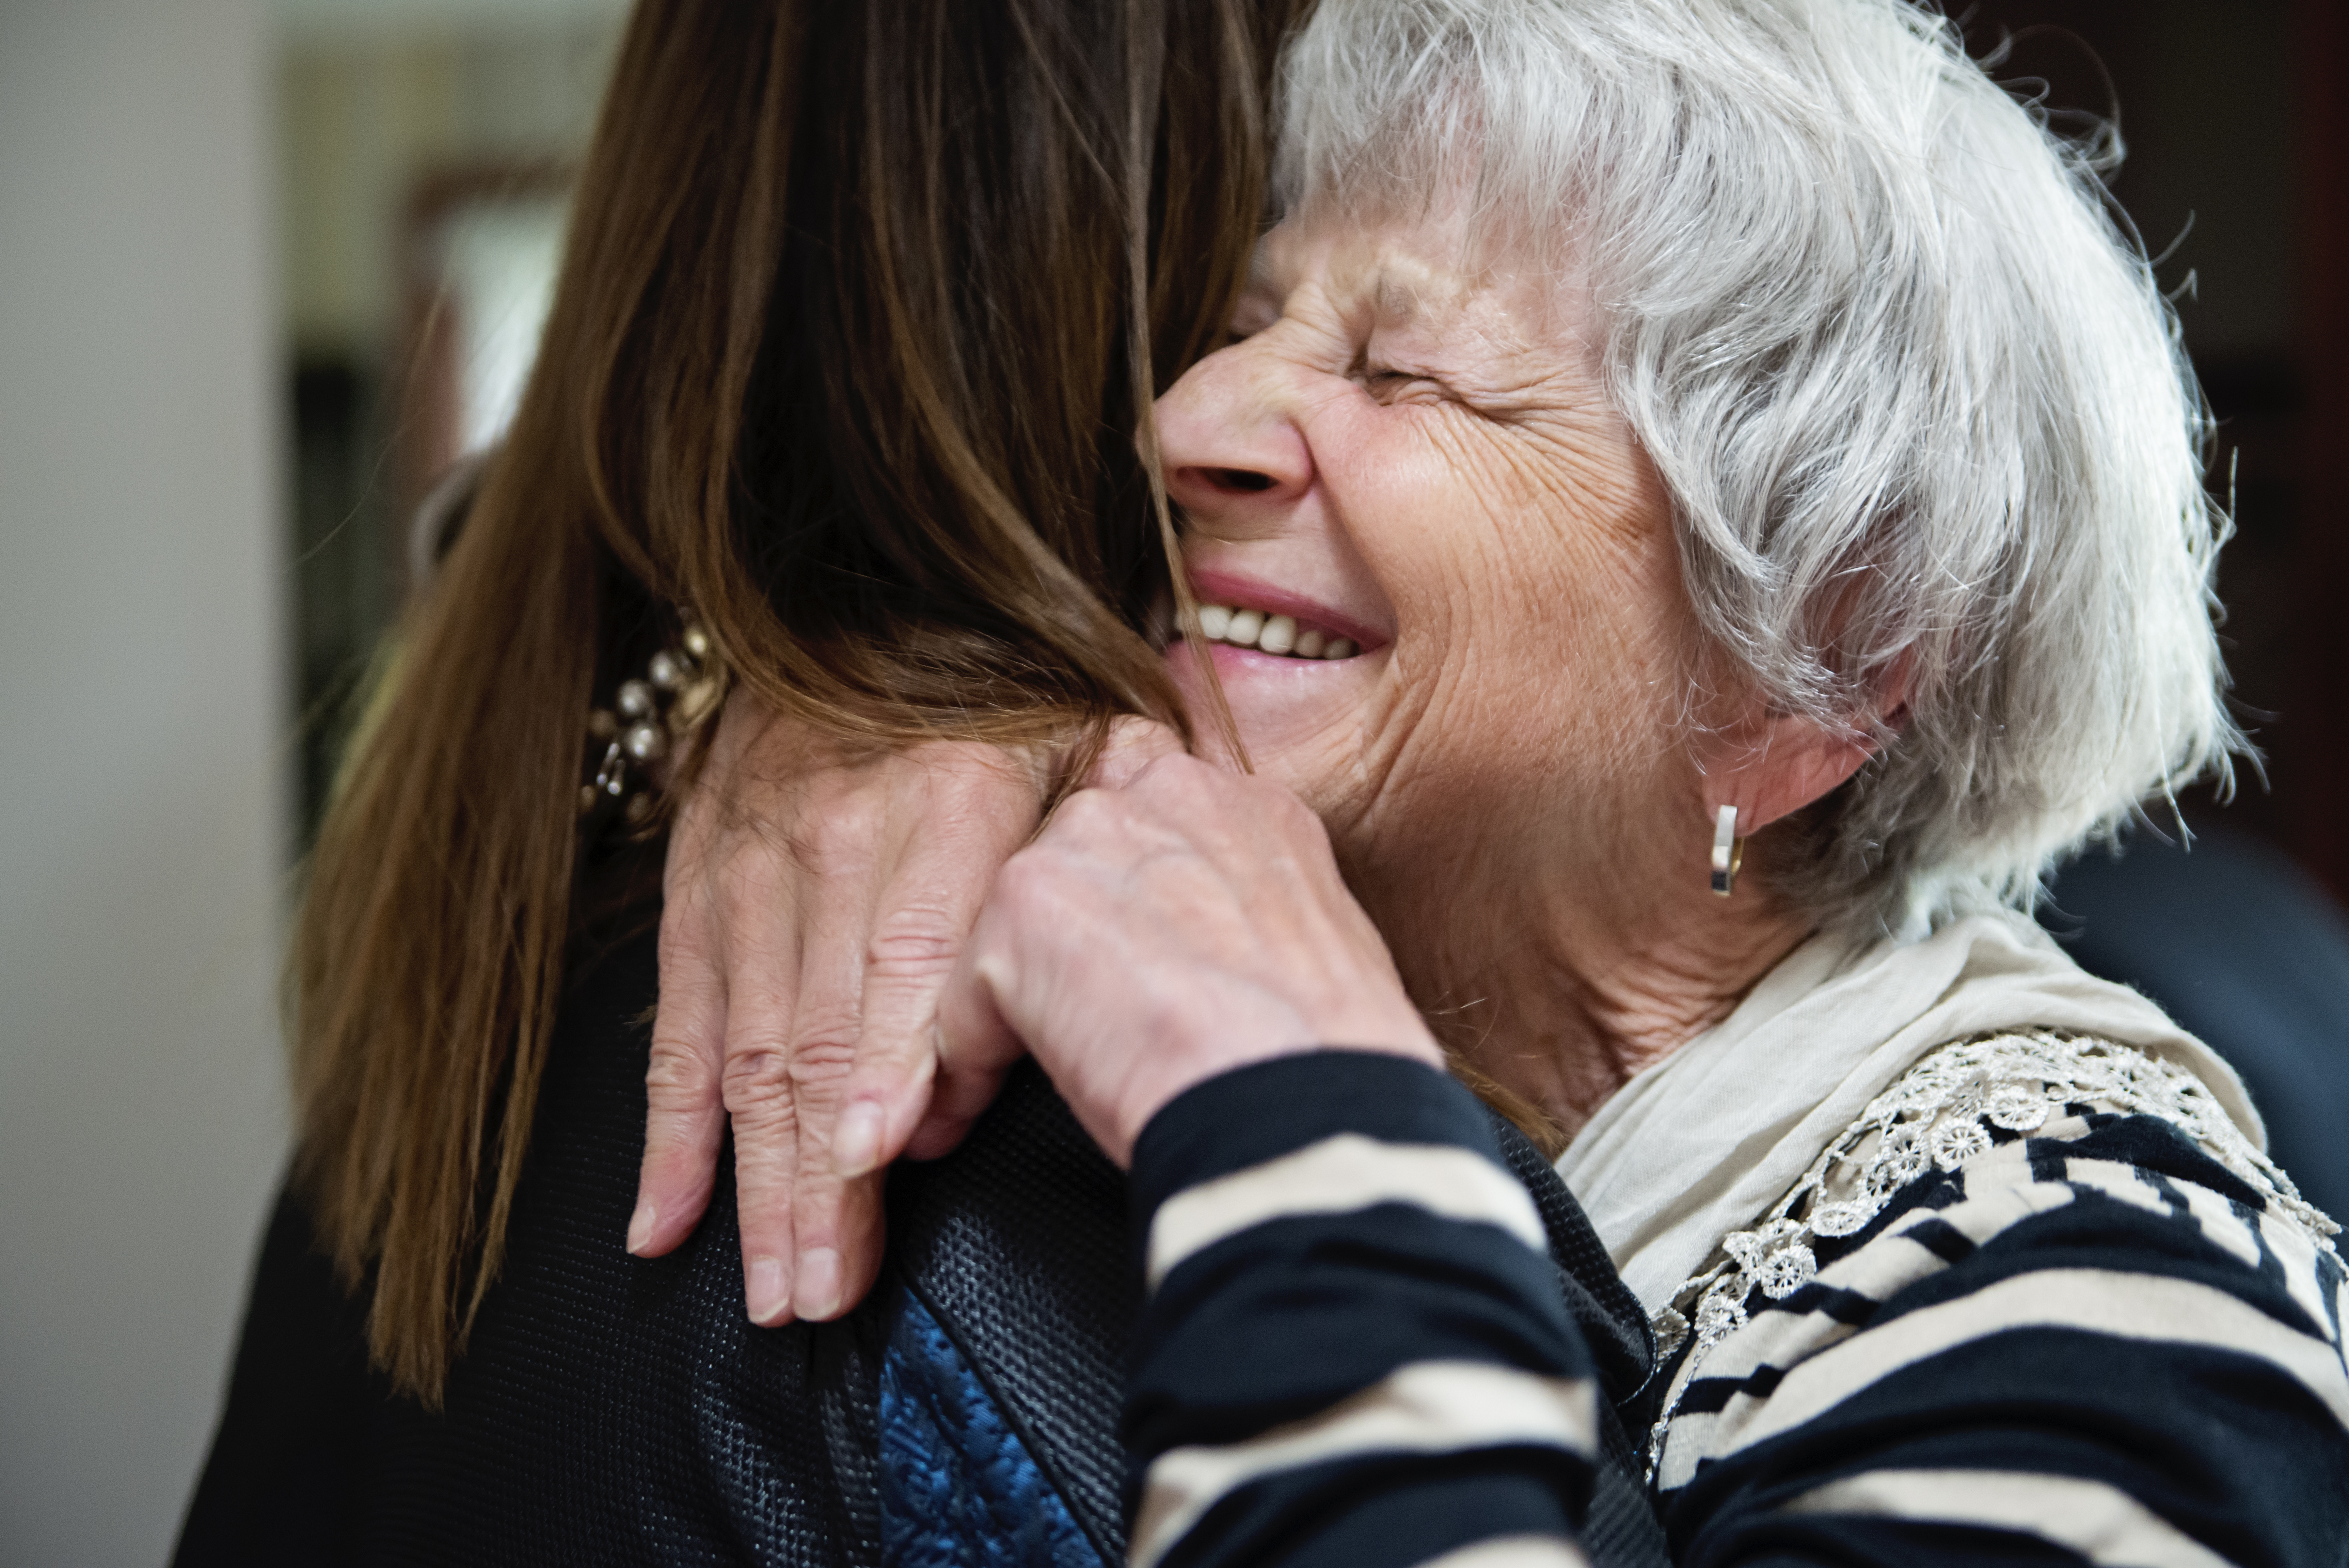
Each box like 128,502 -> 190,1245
633,691 -> 1044,1326
937,722 -> 1443,1168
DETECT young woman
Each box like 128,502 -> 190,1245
169,1 -> 1371,1562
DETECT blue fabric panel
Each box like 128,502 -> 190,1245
879,1290 -> 1105,1568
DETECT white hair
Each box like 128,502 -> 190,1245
1278,0 -> 2241,937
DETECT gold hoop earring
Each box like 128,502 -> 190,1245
1710,805 -> 1745,897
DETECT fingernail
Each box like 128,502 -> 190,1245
794,1248 -> 843,1320
748,1255 -> 793,1325
625,1200 -> 657,1255
834,1101 -> 885,1177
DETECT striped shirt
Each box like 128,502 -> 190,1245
1124,1052 -> 1607,1568
1648,1029 -> 2349,1564
1121,1036 -> 2349,1567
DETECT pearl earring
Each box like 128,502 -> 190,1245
1710,805 -> 1745,897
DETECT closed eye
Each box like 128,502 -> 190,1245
1359,366 -> 1450,404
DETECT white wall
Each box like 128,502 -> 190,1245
0,1 -> 290,1563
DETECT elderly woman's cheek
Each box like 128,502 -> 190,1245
1432,470 -> 1691,830
1451,441 -> 1681,671
1379,566 -> 1640,824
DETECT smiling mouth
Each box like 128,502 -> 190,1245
1189,602 -> 1359,661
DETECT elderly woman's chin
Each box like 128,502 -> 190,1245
1163,633 -> 1377,789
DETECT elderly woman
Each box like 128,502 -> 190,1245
653,0 -> 2349,1562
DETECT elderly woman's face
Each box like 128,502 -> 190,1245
1156,209 -> 1704,915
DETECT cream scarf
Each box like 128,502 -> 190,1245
1554,910 -> 2264,1314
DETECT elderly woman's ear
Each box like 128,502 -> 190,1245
1699,663 -> 1913,838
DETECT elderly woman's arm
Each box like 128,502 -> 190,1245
1118,1053 -> 1600,1568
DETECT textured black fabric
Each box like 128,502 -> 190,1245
178,923 -> 1666,1567
1487,1112 -> 1656,1412
176,928 -> 1127,1567
887,1063 -> 1138,1565
1485,1115 -> 1671,1568
178,924 -> 894,1568
173,1184 -> 382,1559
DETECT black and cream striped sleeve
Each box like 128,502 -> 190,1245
1122,1051 -> 1600,1568
1657,1108 -> 2349,1566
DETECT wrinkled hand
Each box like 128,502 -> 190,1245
939,722 -> 1442,1168
633,692 -> 1044,1326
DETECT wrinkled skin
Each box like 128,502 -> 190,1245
644,201 -> 1892,1322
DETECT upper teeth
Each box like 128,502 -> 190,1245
1195,603 -> 1356,660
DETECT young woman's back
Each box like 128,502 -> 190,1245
179,915 -> 1153,1563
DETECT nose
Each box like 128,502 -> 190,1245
1156,341 -> 1314,519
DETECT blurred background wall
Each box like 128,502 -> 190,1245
0,0 -> 2340,1562
0,2 -> 284,1564
0,2 -> 620,1563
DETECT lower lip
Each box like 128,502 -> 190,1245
1165,637 -> 1373,756
1186,638 -> 1364,675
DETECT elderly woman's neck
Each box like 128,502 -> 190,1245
1415,891 -> 1817,1141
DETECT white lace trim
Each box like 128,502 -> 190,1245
1642,1029 -> 2340,1480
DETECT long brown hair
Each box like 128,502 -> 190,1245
293,0 -> 1295,1401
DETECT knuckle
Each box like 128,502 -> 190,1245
865,905 -> 965,979
1048,790 -> 1131,852
1055,786 -> 1118,829
646,1024 -> 713,1068
991,851 -> 1063,916
943,749 -> 1042,807
1131,749 -> 1197,791
811,792 -> 888,854
1267,783 -> 1320,835
713,824 -> 801,903
720,1048 -> 796,1118
783,1000 -> 863,1087
644,1036 -> 716,1094
982,872 -> 1086,962
786,1034 -> 859,1091
790,995 -> 863,1049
